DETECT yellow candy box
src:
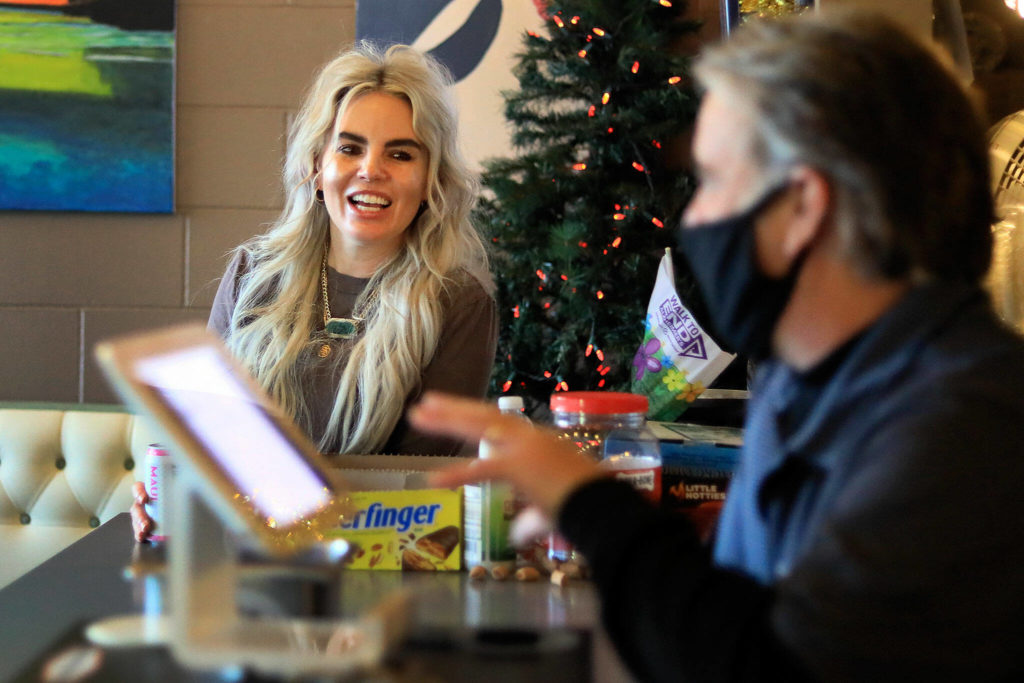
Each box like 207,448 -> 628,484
327,488 -> 463,571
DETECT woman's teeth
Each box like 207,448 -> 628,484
349,193 -> 391,211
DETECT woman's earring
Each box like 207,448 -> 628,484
315,188 -> 325,203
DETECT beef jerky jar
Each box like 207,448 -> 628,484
547,392 -> 661,561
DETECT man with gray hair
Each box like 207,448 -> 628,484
411,10 -> 1024,682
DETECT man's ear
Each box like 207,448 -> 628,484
783,166 -> 831,259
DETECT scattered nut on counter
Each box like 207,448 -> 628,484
550,569 -> 570,587
468,565 -> 488,580
515,567 -> 541,582
490,564 -> 512,581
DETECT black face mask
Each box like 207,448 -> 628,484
675,185 -> 802,361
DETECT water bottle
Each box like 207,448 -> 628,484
464,397 -> 527,571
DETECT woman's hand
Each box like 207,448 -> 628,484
409,392 -> 606,518
130,481 -> 154,543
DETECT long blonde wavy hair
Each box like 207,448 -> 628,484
225,43 -> 487,453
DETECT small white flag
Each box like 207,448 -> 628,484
631,250 -> 735,420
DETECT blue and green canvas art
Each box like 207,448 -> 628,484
0,0 -> 175,213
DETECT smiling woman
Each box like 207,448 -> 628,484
214,43 -> 497,454
131,44 -> 499,540
317,92 -> 431,274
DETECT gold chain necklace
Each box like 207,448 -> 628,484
318,249 -> 364,357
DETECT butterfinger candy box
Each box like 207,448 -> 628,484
326,488 -> 463,571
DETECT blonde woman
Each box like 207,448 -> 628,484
131,44 -> 496,540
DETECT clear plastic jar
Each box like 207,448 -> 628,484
547,392 -> 662,562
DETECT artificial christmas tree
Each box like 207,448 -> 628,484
477,0 -> 704,413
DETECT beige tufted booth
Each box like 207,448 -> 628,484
0,403 -> 161,589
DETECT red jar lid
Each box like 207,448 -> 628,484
549,391 -> 648,415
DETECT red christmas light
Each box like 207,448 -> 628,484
571,15 -> 580,24
631,61 -> 640,74
502,380 -> 512,392
560,274 -> 568,280
607,127 -> 614,133
593,27 -> 606,36
613,213 -> 626,220
668,76 -> 682,85
553,15 -> 565,28
632,161 -> 645,172
612,236 -> 622,248
598,379 -> 606,388
596,349 -> 605,361
596,291 -> 605,300
586,344 -> 594,356
544,371 -> 552,378
513,305 -> 520,318
652,139 -> 662,148
600,366 -> 611,376
572,162 -> 587,171
578,49 -> 588,58
588,105 -> 596,117
536,269 -> 547,281
658,0 -> 673,6
601,92 -> 610,104
652,217 -> 665,228
559,381 -> 569,391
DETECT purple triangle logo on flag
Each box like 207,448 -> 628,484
678,334 -> 708,360
658,298 -> 709,360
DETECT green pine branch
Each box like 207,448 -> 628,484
478,0 -> 701,414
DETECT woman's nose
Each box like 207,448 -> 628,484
358,153 -> 384,180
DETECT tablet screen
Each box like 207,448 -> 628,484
135,344 -> 333,528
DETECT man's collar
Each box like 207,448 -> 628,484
768,281 -> 985,469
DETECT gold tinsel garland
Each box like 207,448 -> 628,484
740,0 -> 814,20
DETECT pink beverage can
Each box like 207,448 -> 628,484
143,444 -> 171,541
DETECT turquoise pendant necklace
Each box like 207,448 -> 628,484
320,250 -> 363,345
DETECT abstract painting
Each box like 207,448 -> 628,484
0,0 -> 175,213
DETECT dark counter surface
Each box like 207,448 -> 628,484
0,514 -> 633,682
